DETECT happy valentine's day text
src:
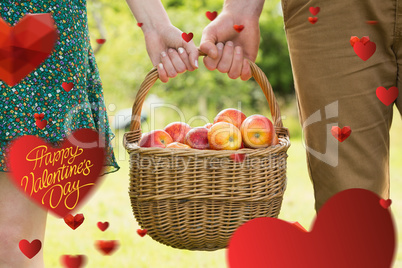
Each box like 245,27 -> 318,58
21,145 -> 94,209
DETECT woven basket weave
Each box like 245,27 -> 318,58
123,54 -> 290,251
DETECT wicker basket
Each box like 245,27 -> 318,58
123,55 -> 290,251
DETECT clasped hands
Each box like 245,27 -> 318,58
144,11 -> 260,83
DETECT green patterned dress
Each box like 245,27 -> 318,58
0,0 -> 119,174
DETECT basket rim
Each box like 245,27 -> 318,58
124,134 -> 290,156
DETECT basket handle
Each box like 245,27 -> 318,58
126,50 -> 289,143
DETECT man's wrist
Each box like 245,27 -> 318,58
222,0 -> 265,19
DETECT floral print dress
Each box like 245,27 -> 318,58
0,0 -> 119,174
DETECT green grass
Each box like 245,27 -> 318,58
44,108 -> 402,267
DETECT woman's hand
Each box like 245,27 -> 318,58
126,0 -> 198,83
144,24 -> 198,83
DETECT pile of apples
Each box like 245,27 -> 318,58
139,108 -> 279,150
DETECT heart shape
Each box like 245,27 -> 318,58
137,229 -> 148,237
331,126 -> 351,142
0,13 -> 58,86
380,199 -> 392,209
64,213 -> 85,230
19,239 -> 42,259
60,254 -> 86,268
137,22 -> 143,27
181,32 -> 193,43
62,82 -> 74,92
376,86 -> 399,106
36,119 -> 48,130
233,25 -> 244,33
353,40 -> 376,61
308,17 -> 318,24
34,113 -> 45,121
227,189 -> 396,268
95,39 -> 106,45
309,7 -> 320,16
7,128 -> 105,218
95,240 -> 119,255
350,36 -> 370,47
97,221 -> 109,232
206,11 -> 218,21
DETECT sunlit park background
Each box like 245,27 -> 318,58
43,0 -> 402,267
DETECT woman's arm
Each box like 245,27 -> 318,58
126,0 -> 199,83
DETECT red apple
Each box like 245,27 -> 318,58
166,142 -> 191,149
185,127 -> 209,149
164,122 -> 192,144
208,122 -> 242,150
213,108 -> 246,130
139,130 -> 173,148
240,114 -> 275,148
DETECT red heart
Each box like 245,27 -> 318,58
36,119 -> 47,130
206,11 -> 218,21
137,22 -> 143,27
229,153 -> 246,162
137,229 -> 148,237
353,40 -> 376,61
64,213 -> 85,230
97,221 -> 109,232
60,255 -> 86,268
95,240 -> 119,255
309,7 -> 320,16
350,36 -> 370,47
233,25 -> 244,33
62,82 -> 74,92
95,39 -> 106,44
19,239 -> 42,259
380,199 -> 392,209
376,86 -> 399,106
331,126 -> 351,142
7,129 -> 105,218
181,32 -> 193,42
34,113 -> 45,121
308,17 -> 318,24
360,36 -> 370,45
0,13 -> 58,87
227,189 -> 396,268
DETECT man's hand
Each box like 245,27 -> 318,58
200,0 -> 263,80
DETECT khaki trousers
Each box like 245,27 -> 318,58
281,0 -> 402,210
